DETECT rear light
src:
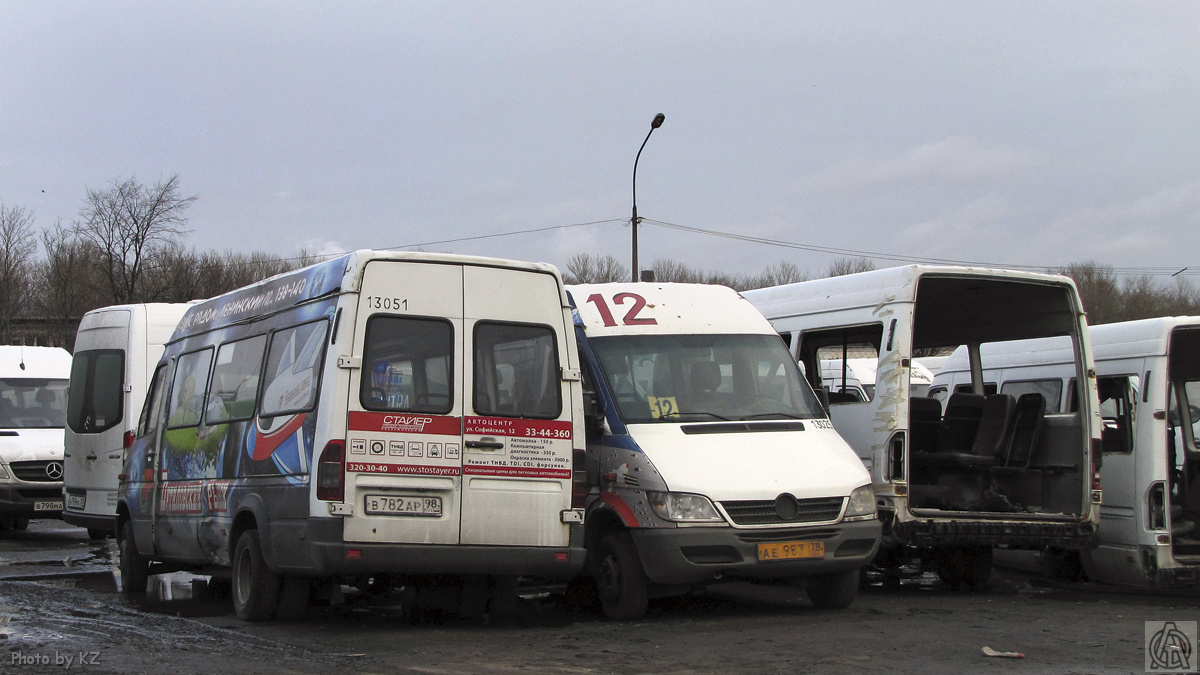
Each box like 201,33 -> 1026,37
1148,482 -> 1166,530
889,432 -> 905,482
123,430 -> 135,449
571,448 -> 587,509
316,440 -> 345,502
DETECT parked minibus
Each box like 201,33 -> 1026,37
64,303 -> 194,539
932,317 -> 1200,587
743,265 -> 1103,588
567,283 -> 880,620
820,358 -> 935,402
117,251 -> 588,620
1,346 -> 71,529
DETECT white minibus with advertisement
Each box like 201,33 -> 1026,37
931,317 -> 1200,587
1,346 -> 71,529
567,283 -> 880,620
117,250 -> 587,620
64,303 -> 194,539
743,265 -> 1103,588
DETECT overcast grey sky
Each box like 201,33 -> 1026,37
2,2 -> 1197,279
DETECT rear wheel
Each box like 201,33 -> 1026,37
233,529 -> 280,621
117,521 -> 149,595
593,530 -> 649,621
806,569 -> 859,609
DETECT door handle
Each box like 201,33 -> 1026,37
465,440 -> 504,450
85,453 -> 98,461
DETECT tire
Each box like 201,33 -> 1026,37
118,521 -> 149,595
13,518 -> 29,531
593,530 -> 649,621
273,576 -> 312,621
232,529 -> 281,621
87,528 -> 108,541
806,569 -> 859,609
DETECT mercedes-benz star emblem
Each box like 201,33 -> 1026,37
774,493 -> 799,521
45,461 -> 63,480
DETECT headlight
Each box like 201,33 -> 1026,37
844,484 -> 877,518
648,491 -> 724,523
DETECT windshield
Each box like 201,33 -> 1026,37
590,333 -> 824,423
0,378 -> 70,429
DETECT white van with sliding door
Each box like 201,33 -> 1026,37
117,251 -> 586,621
1,346 -> 72,530
744,265 -> 1103,589
932,317 -> 1200,587
64,303 -> 194,539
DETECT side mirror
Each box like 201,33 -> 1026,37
583,390 -> 606,438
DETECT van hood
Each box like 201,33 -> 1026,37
626,423 -> 870,501
0,429 -> 65,463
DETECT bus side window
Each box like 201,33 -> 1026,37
166,349 -> 214,429
140,363 -> 170,439
1097,375 -> 1135,454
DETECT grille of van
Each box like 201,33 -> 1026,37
720,496 -> 844,526
10,460 -> 64,482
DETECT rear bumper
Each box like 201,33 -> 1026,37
297,517 -> 587,580
894,515 -> 1097,550
62,510 -> 116,532
0,485 -> 64,519
631,518 -> 882,586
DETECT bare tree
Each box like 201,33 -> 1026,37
1057,261 -> 1121,325
748,260 -> 810,289
0,201 -> 38,342
563,253 -> 628,284
73,174 -> 197,304
824,257 -> 876,278
35,222 -> 108,348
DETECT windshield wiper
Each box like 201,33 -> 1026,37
663,410 -> 732,421
740,412 -> 806,421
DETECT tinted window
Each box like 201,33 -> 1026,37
139,364 -> 169,439
360,316 -> 452,414
206,335 -> 266,423
66,350 -> 124,433
474,322 -> 560,418
261,320 -> 329,417
1000,379 -> 1064,413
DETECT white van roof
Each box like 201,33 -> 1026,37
0,346 -> 72,379
741,264 -> 1080,319
1089,316 -> 1200,360
567,283 -> 776,337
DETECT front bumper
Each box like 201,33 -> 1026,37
631,518 -> 882,585
0,484 -> 64,519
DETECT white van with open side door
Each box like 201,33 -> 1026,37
932,317 -> 1200,587
743,265 -> 1102,589
64,303 -> 194,539
117,251 -> 586,621
567,283 -> 880,620
1,346 -> 71,530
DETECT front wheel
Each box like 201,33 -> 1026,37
593,530 -> 649,621
117,521 -> 149,595
233,529 -> 280,621
806,569 -> 859,609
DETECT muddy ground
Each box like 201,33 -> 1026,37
2,521 -> 1197,674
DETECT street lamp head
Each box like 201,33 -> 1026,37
651,113 -> 665,129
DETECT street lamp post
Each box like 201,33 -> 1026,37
632,113 -> 665,282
